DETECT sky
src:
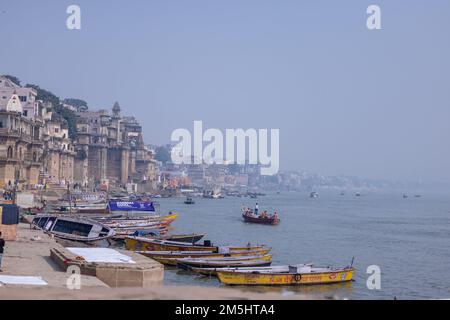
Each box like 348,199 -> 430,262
1,0 -> 450,182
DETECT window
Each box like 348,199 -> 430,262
23,110 -> 28,116
0,121 -> 3,128
54,128 -> 59,133
19,96 -> 27,102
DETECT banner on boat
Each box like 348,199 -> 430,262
108,201 -> 155,212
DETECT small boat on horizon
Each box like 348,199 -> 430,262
184,197 -> 195,204
310,192 -> 319,198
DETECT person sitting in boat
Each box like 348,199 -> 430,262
260,210 -> 268,219
273,211 -> 279,221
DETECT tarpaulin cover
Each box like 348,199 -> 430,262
108,201 -> 155,212
0,204 -> 20,225
0,275 -> 48,286
67,247 -> 136,264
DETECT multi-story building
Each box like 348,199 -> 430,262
0,76 -> 156,192
0,76 -> 44,188
73,102 -> 157,191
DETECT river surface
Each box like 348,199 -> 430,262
155,190 -> 450,299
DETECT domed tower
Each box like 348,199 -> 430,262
112,101 -> 121,118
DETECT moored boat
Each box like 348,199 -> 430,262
178,258 -> 271,270
216,264 -> 354,286
125,236 -> 266,252
191,263 -> 313,277
108,200 -> 156,214
138,248 -> 272,265
31,214 -> 115,242
177,254 -> 272,270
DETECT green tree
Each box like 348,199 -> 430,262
63,98 -> 88,111
155,146 -> 171,164
4,75 -> 21,86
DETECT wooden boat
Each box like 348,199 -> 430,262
138,248 -> 272,265
31,214 -> 115,242
125,236 -> 266,252
216,265 -> 354,286
192,263 -> 313,277
184,197 -> 195,204
108,200 -> 156,213
162,233 -> 205,243
177,255 -> 272,270
241,207 -> 280,225
53,202 -> 110,214
179,259 -> 271,270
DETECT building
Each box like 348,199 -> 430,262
0,76 -> 44,188
73,102 -> 157,191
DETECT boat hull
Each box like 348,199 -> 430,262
217,268 -> 354,286
242,214 -> 280,225
125,236 -> 266,252
139,248 -> 272,265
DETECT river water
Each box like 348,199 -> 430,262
156,190 -> 450,299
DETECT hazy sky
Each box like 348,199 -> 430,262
1,0 -> 449,182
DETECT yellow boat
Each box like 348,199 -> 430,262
125,236 -> 266,252
141,249 -> 272,265
192,263 -> 313,277
216,265 -> 354,286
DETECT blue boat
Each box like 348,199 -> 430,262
108,201 -> 156,212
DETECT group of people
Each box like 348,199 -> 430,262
252,203 -> 279,220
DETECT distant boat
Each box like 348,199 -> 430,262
310,192 -> 319,198
184,197 -> 195,204
414,195 -> 421,198
31,214 -> 115,242
241,207 -> 280,225
403,194 -> 408,199
355,193 -> 361,197
340,192 -> 345,196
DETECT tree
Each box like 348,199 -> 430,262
26,84 -> 78,139
63,98 -> 88,111
155,146 -> 171,164
4,75 -> 21,86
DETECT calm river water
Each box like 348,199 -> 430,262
156,190 -> 450,299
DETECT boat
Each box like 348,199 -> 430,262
241,207 -> 280,225
403,194 -> 408,199
414,194 -> 421,198
310,192 -> 318,198
216,264 -> 354,286
53,201 -> 110,214
178,258 -> 271,270
127,229 -> 205,243
203,189 -> 223,199
184,197 -> 195,204
108,200 -> 156,213
191,263 -> 313,277
163,233 -> 205,243
31,214 -> 115,242
140,248 -> 272,265
177,255 -> 272,270
125,236 -> 266,252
